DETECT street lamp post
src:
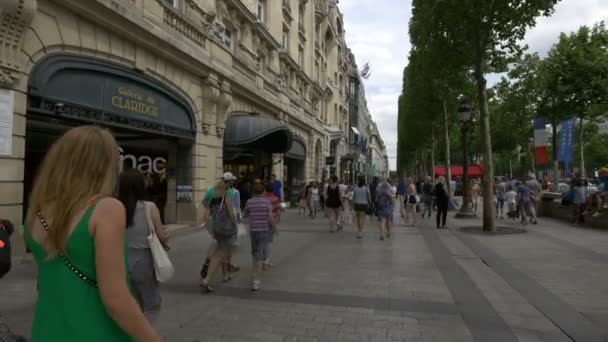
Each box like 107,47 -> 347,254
455,97 -> 476,219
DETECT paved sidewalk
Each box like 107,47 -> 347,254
2,209 -> 607,341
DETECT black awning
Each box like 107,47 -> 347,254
285,135 -> 306,160
223,146 -> 255,162
223,112 -> 293,153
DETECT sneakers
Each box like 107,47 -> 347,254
337,224 -> 344,231
228,264 -> 240,273
356,232 -> 363,239
251,280 -> 262,291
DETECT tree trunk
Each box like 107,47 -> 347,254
552,122 -> 559,192
443,98 -> 452,194
431,126 -> 436,184
579,116 -> 585,177
528,139 -> 536,176
474,58 -> 496,232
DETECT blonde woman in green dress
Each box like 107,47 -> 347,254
24,126 -> 161,342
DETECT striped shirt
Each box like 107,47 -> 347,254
245,196 -> 272,232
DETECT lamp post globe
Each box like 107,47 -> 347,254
455,96 -> 477,219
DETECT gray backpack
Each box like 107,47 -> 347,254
211,197 -> 237,240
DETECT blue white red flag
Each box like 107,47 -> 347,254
533,116 -> 548,165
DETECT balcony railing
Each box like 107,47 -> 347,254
162,4 -> 206,48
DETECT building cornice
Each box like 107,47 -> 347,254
0,0 -> 37,87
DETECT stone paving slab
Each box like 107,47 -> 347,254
448,213 -> 608,341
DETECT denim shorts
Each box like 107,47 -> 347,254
250,231 -> 271,262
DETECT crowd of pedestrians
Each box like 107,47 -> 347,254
4,125 -> 596,341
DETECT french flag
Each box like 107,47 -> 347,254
534,116 -> 548,165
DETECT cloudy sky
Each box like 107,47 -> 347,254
339,0 -> 608,170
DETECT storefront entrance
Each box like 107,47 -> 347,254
222,112 -> 293,205
284,136 -> 306,204
24,53 -> 197,223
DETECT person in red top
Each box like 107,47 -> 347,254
262,182 -> 280,269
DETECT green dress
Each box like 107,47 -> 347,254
24,204 -> 134,342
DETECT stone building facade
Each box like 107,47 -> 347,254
0,0 -> 385,225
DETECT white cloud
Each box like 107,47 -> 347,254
340,0 -> 411,170
339,0 -> 608,171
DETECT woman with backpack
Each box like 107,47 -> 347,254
118,169 -> 170,325
351,176 -> 372,238
376,181 -> 395,240
200,181 -> 238,292
325,176 -> 344,233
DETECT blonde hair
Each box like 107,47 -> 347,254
214,180 -> 227,196
26,126 -> 119,257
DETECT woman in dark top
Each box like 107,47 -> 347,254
433,179 -> 450,229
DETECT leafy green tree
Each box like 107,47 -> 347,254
489,54 -> 541,177
573,123 -> 608,175
539,22 -> 608,177
430,0 -> 560,230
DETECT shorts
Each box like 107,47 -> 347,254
354,204 -> 368,212
250,230 -> 271,262
378,209 -> 393,219
215,234 -> 237,251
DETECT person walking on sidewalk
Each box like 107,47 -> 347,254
370,177 -> 380,218
244,184 -> 275,291
308,182 -> 321,219
526,174 -> 541,224
573,178 -> 587,225
119,169 -> 170,326
270,174 -> 284,203
471,179 -> 481,212
262,182 -> 280,269
505,185 -> 518,219
495,178 -> 507,219
200,172 -> 241,284
404,179 -> 418,226
200,180 -> 238,292
421,176 -> 434,218
516,181 -> 533,225
325,176 -> 344,233
24,126 -> 161,342
352,177 -> 372,238
397,177 -> 407,218
376,181 -> 395,240
433,178 -> 450,229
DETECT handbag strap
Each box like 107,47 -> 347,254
36,211 -> 98,287
144,202 -> 156,237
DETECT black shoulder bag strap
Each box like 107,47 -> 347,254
36,212 -> 98,287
